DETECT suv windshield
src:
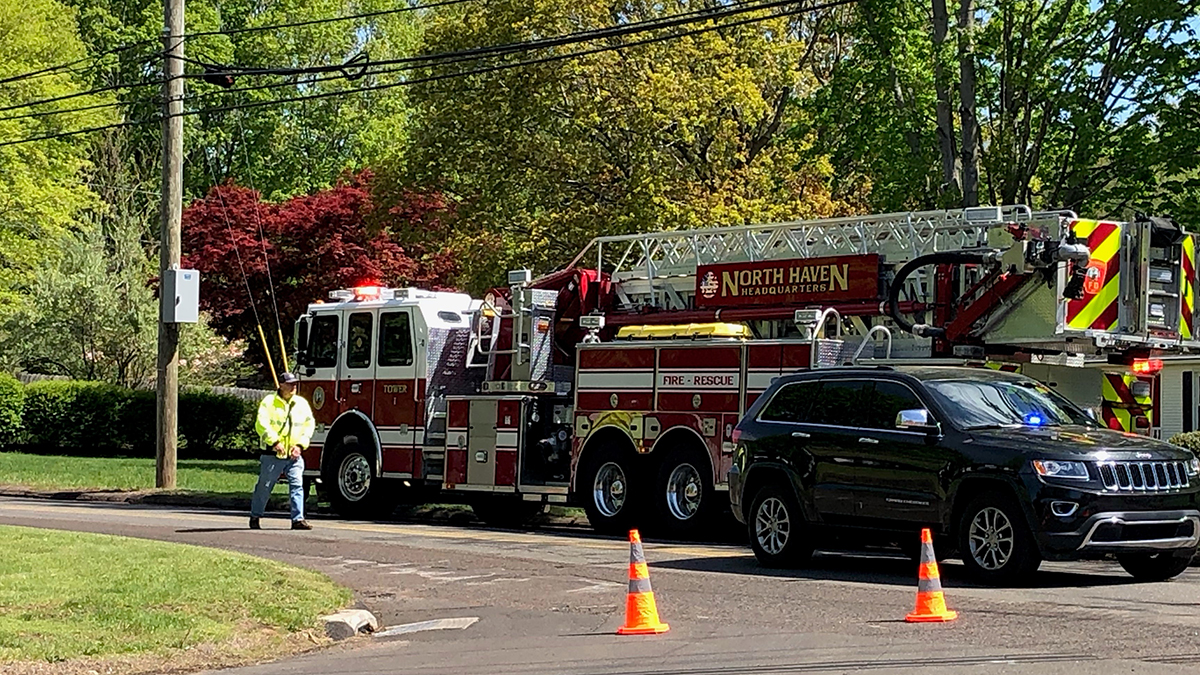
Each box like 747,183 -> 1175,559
923,378 -> 1097,430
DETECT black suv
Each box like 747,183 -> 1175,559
728,366 -> 1200,584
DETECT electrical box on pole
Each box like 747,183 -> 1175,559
161,268 -> 200,323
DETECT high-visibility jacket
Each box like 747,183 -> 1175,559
255,392 -> 315,457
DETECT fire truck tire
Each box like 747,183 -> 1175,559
653,447 -> 714,536
470,499 -> 544,529
578,448 -> 645,535
324,440 -> 392,518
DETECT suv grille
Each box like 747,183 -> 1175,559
1097,461 -> 1189,491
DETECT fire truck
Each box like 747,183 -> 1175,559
292,206 -> 1196,535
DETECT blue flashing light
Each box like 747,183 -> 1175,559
1024,413 -> 1045,426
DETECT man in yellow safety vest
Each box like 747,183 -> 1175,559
250,372 -> 316,530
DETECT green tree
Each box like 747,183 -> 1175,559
1,218 -> 248,389
397,0 -> 853,292
806,0 -> 1200,218
63,0 -> 423,204
0,0 -> 113,317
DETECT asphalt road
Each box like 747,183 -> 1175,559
3,497 -> 1200,675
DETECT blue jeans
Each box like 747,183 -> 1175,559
251,455 -> 305,521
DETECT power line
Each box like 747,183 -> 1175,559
0,0 -> 853,148
180,0 -> 480,39
0,73 -> 164,114
2,0 -> 757,123
0,40 -> 158,87
3,0 -> 765,119
191,0 -> 850,116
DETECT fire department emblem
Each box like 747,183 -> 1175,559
312,386 -> 325,411
699,271 -> 719,299
1083,261 -> 1106,295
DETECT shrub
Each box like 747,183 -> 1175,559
0,373 -> 23,446
22,380 -> 90,451
1168,431 -> 1200,454
20,380 -> 257,458
179,390 -> 256,458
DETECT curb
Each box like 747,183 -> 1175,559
0,485 -> 588,528
320,609 -> 378,640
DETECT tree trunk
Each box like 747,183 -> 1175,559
957,0 -> 980,207
931,0 -> 959,199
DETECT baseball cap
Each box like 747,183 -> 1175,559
279,372 -> 300,384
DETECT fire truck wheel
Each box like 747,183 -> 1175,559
325,441 -> 385,518
470,499 -> 544,529
653,447 -> 713,536
578,449 -> 644,535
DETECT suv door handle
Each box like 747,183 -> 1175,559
791,431 -> 811,439
858,437 -> 879,445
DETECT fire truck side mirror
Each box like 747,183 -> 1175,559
295,316 -> 310,366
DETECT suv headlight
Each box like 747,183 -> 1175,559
1187,458 -> 1200,477
1033,459 -> 1089,480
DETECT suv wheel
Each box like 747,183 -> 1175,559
957,492 -> 1041,585
747,483 -> 814,567
1117,551 -> 1194,582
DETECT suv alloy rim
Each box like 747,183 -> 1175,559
665,462 -> 702,521
593,461 -> 627,517
969,506 -> 1015,570
755,497 -> 791,555
339,453 -> 371,501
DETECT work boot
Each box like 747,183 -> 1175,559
291,520 -> 313,531
249,517 -> 261,530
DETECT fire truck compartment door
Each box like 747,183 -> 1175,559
342,310 -> 377,417
467,400 -> 498,486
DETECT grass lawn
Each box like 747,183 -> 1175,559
0,452 -> 265,496
0,524 -> 350,663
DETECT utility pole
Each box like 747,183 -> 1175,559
156,0 -> 184,489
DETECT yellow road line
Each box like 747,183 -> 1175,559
0,501 -> 735,558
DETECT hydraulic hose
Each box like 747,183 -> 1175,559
886,249 -> 1003,339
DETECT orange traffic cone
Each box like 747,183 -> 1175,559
616,529 -> 669,635
905,528 -> 958,623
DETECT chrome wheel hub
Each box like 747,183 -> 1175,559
969,506 -> 1015,571
339,453 -> 371,502
593,462 -> 627,518
755,497 -> 791,555
665,462 -> 703,521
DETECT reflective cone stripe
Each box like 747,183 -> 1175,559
1066,220 -> 1123,331
1182,236 -> 1196,340
617,529 -> 669,635
905,528 -> 957,623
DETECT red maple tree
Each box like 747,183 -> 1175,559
182,170 -> 457,370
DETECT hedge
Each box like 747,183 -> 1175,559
1168,432 -> 1200,454
0,373 -> 23,446
13,380 -> 257,459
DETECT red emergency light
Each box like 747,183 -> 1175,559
1131,358 -> 1163,375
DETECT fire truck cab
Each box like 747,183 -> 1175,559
294,285 -> 481,515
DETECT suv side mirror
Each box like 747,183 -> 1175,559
896,409 -> 940,434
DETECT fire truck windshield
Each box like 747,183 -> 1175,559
924,379 -> 1098,431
